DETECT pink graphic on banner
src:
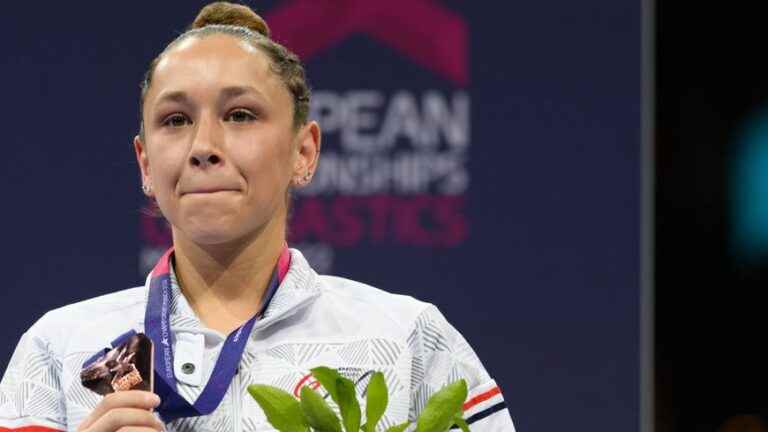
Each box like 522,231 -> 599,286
288,195 -> 468,247
266,0 -> 468,85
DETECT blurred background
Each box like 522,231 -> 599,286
656,2 -> 768,431
0,1 -> 640,431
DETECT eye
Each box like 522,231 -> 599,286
225,109 -> 257,123
162,113 -> 191,128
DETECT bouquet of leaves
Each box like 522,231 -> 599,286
248,366 -> 470,432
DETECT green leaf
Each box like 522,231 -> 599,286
415,380 -> 468,432
247,384 -> 309,432
311,366 -> 344,403
452,412 -> 470,432
364,372 -> 388,432
385,421 -> 411,432
310,367 -> 362,432
336,377 -> 361,432
300,386 -> 342,432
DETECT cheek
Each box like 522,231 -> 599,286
147,141 -> 186,190
237,131 -> 294,184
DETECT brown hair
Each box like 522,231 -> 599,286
138,2 -> 311,138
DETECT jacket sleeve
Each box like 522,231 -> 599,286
0,318 -> 67,431
407,305 -> 516,431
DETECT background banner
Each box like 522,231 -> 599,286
0,1 -> 640,430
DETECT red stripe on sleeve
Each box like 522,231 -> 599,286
463,386 -> 502,411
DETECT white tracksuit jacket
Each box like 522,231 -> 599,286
0,249 -> 516,431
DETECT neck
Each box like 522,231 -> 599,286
171,223 -> 285,335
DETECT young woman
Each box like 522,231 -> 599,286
0,3 -> 515,431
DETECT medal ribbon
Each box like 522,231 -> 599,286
144,247 -> 290,423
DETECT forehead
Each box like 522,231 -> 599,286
148,34 -> 283,103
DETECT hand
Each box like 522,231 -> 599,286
77,390 -> 164,432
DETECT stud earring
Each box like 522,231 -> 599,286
294,170 -> 312,186
142,183 -> 152,194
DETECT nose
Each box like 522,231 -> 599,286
189,114 -> 223,169
190,152 -> 221,168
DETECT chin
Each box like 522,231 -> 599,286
168,201 -> 281,247
173,211 -> 246,245
178,212 -> 273,247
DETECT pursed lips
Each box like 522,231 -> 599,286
181,187 -> 240,195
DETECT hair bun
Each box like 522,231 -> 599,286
191,2 -> 271,38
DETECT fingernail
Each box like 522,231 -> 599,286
150,393 -> 161,406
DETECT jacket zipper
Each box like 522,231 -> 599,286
232,366 -> 242,432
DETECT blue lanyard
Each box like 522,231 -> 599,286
143,248 -> 284,423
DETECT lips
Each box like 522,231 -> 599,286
180,187 -> 240,195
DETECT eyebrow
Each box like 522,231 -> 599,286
154,90 -> 190,106
219,85 -> 266,101
153,86 -> 268,108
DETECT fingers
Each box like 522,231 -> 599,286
94,408 -> 163,432
78,391 -> 161,431
115,428 -> 164,432
89,408 -> 164,432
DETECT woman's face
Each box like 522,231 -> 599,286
135,34 -> 318,246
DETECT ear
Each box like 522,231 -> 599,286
134,135 -> 153,196
291,121 -> 321,187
